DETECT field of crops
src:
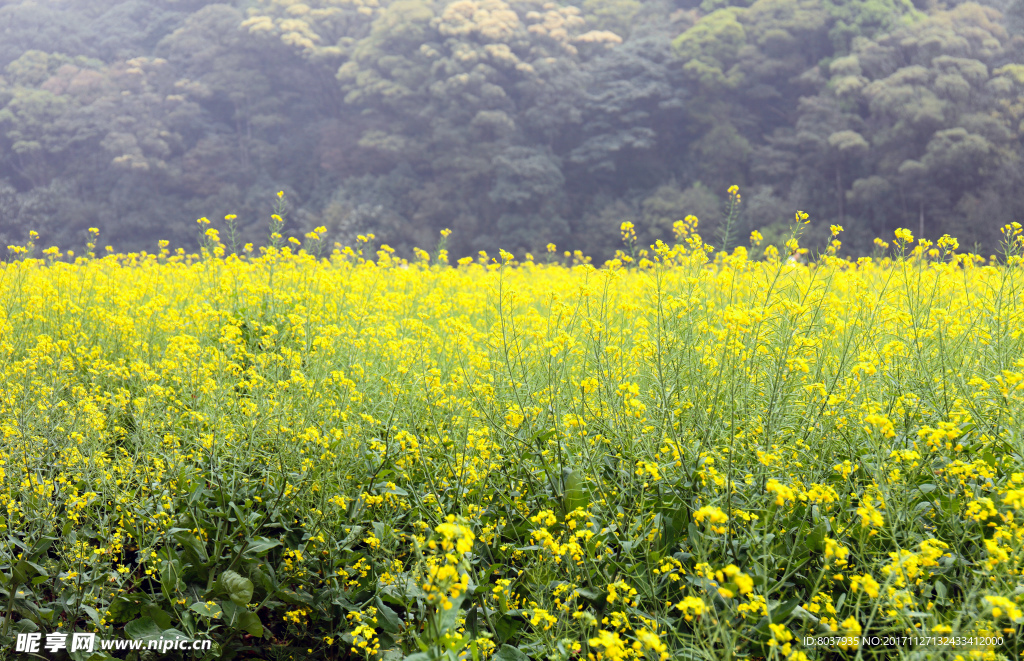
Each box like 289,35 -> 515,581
1,219 -> 1023,661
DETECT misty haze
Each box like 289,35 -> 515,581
1,0 -> 1021,259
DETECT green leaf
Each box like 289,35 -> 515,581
660,506 -> 689,553
374,596 -> 402,634
12,618 -> 39,633
236,611 -> 263,637
276,588 -> 314,606
493,645 -> 530,661
494,615 -> 524,644
770,598 -> 801,623
807,520 -> 827,552
218,570 -> 254,607
106,596 -> 143,623
141,605 -> 173,631
372,481 -> 409,496
188,485 -> 209,506
190,602 -> 223,619
339,525 -> 366,549
81,606 -> 103,629
563,469 -> 589,514
29,537 -> 55,558
244,538 -> 281,556
438,594 -> 466,633
159,628 -> 190,641
11,560 -> 34,584
78,653 -> 116,661
251,566 -> 276,593
125,617 -> 163,641
172,531 -> 208,566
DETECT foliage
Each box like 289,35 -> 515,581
2,0 -> 1024,258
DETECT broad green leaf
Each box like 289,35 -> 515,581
245,538 -> 281,555
125,617 -> 163,641
236,611 -> 263,637
563,469 -> 589,514
493,644 -> 530,661
375,596 -> 402,634
142,605 -> 173,631
218,570 -> 254,607
190,602 -> 223,619
172,531 -> 208,566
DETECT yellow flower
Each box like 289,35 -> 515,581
938,234 -> 959,251
529,607 -> 558,630
839,617 -> 861,650
734,572 -> 753,595
693,505 -> 728,533
589,630 -> 627,661
984,595 -> 1023,620
850,574 -> 880,598
766,479 -> 796,507
768,623 -> 792,644
674,596 -> 705,621
636,629 -> 669,661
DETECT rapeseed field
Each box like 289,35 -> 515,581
1,211 -> 1023,661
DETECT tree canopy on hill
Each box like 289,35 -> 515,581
0,0 -> 1022,258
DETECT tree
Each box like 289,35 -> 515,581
844,4 -> 1017,242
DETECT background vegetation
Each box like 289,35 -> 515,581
2,0 -> 1024,259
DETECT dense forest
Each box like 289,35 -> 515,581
1,0 -> 1023,259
